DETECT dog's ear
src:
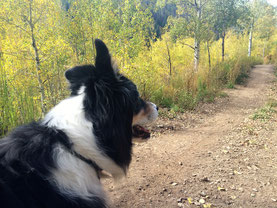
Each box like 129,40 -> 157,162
95,39 -> 114,75
65,65 -> 93,84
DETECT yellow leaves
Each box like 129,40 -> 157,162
187,197 -> 193,204
203,203 -> 213,208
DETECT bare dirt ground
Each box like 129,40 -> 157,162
103,65 -> 277,208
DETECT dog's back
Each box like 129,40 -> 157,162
0,123 -> 106,208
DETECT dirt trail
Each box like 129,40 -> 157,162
104,65 -> 277,208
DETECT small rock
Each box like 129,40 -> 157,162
251,193 -> 256,197
177,202 -> 184,207
252,165 -> 259,170
252,188 -> 258,192
171,182 -> 178,186
200,191 -> 206,197
230,195 -> 237,200
194,201 -> 201,206
230,185 -> 236,190
227,201 -> 233,205
201,177 -> 210,182
179,162 -> 183,166
199,199 -> 205,204
271,198 -> 277,202
238,187 -> 244,192
177,198 -> 185,203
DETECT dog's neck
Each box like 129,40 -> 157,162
42,94 -> 125,179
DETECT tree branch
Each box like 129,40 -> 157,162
200,0 -> 208,9
183,42 -> 195,50
0,17 -> 31,36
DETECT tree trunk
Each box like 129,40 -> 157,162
248,21 -> 254,57
194,39 -> 200,71
29,0 -> 46,115
194,0 -> 201,72
222,32 -> 225,62
165,41 -> 172,77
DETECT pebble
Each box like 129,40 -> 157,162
177,202 -> 183,207
230,195 -> 237,200
230,185 -> 236,190
199,199 -> 205,204
177,198 -> 185,203
272,198 -> 277,202
200,191 -> 206,197
238,187 -> 244,192
251,193 -> 256,197
171,182 -> 178,186
201,177 -> 210,182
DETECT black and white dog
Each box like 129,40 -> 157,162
0,39 -> 158,208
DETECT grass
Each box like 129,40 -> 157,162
251,106 -> 276,121
251,99 -> 277,121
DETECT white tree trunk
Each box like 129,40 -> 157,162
194,0 -> 201,72
194,39 -> 200,71
248,22 -> 253,57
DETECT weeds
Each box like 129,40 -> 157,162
251,104 -> 277,121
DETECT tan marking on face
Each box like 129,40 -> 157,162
132,102 -> 153,125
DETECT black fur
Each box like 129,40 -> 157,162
0,123 -> 106,208
66,39 -> 145,169
0,39 -> 147,208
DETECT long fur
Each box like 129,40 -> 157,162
0,39 -> 158,208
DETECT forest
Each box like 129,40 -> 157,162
0,0 -> 276,135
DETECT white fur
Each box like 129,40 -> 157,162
42,89 -> 125,198
149,102 -> 159,121
51,145 -> 105,200
77,85 -> 86,95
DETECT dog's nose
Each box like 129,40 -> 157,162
150,102 -> 159,111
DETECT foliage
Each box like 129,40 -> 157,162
0,0 -> 276,136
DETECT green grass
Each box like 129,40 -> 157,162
251,105 -> 276,121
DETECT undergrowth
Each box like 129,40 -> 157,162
149,56 -> 262,113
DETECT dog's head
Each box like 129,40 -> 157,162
64,39 -> 158,169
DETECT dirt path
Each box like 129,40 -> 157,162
103,65 -> 277,208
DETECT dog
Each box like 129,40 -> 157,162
0,39 -> 158,208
